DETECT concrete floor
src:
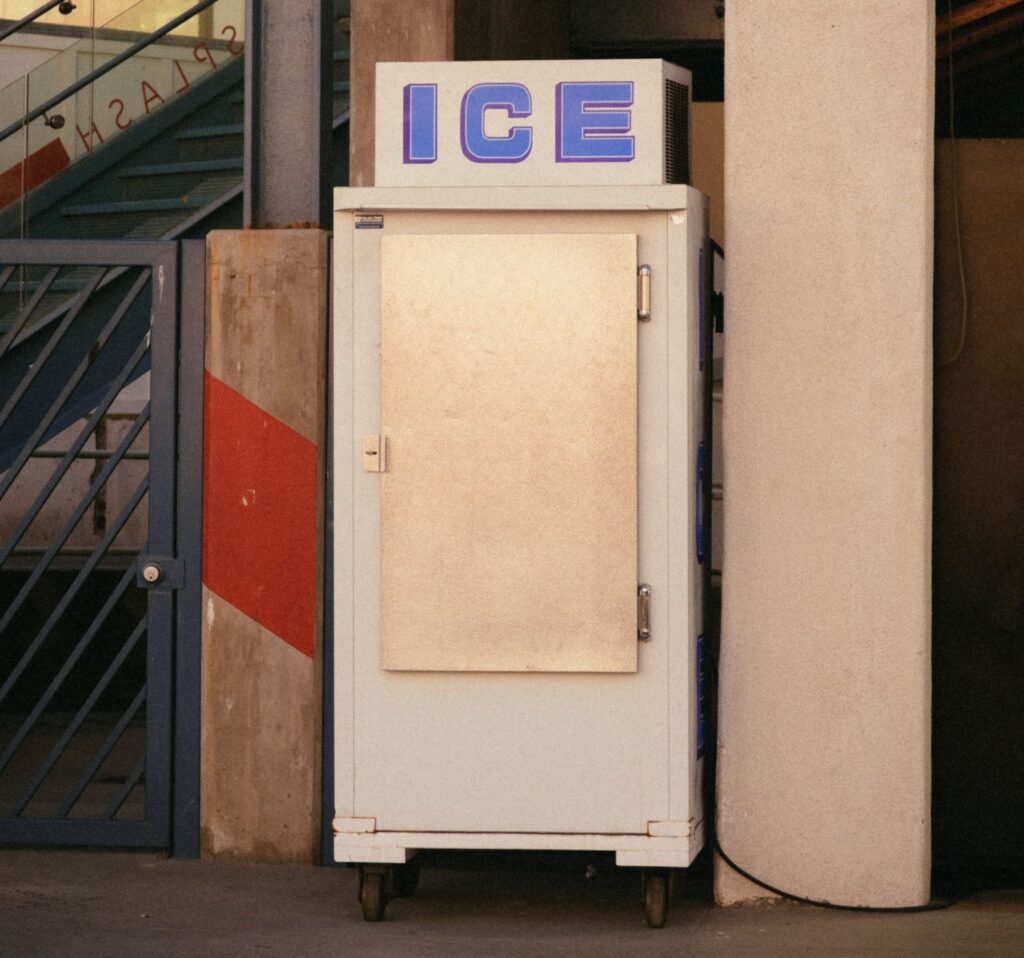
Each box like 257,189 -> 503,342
1,849 -> 1022,957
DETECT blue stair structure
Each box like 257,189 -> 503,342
0,23 -> 350,247
0,6 -> 349,469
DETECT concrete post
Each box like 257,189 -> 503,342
201,230 -> 328,862
243,0 -> 332,227
349,0 -> 454,186
716,2 -> 934,906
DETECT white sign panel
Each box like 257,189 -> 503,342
374,59 -> 691,188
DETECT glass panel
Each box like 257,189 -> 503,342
0,0 -> 245,238
0,73 -> 29,238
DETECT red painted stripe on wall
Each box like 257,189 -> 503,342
202,371 -> 317,658
0,138 -> 71,209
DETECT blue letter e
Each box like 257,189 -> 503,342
556,81 -> 635,163
460,83 -> 533,163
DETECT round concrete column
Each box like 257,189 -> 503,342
716,1 -> 934,907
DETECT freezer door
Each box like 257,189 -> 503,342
379,232 -> 638,672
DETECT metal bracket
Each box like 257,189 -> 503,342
637,265 -> 651,321
362,434 -> 386,472
137,556 -> 184,591
333,816 -> 377,834
638,584 -> 652,641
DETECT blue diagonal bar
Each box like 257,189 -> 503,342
0,474 -> 146,716
56,686 -> 146,821
0,410 -> 148,644
0,266 -> 59,361
104,756 -> 146,821
10,618 -> 147,816
0,270 -> 150,512
0,267 -> 107,430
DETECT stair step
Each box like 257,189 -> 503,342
333,49 -> 350,62
119,158 -> 243,178
63,196 -> 214,217
333,80 -> 350,93
174,124 -> 244,140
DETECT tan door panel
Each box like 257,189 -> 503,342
380,233 -> 638,672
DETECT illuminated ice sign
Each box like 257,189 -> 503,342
375,60 -> 691,188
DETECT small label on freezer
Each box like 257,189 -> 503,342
355,214 -> 384,229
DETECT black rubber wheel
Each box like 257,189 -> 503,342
360,870 -> 388,922
392,860 -> 420,898
642,871 -> 669,928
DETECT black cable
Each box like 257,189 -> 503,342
702,587 -> 955,913
712,834 -> 956,913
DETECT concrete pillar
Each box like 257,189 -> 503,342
349,0 -> 454,186
201,230 -> 328,862
243,0 -> 332,228
716,2 -> 934,907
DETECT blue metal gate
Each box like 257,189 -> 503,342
0,240 -> 202,853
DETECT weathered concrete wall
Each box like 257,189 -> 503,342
716,2 -> 934,906
933,139 -> 1024,870
201,230 -> 327,862
349,0 -> 454,186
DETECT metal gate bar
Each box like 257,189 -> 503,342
0,238 -> 192,850
0,488 -> 148,769
0,270 -> 110,431
0,335 -> 150,552
0,411 -> 151,642
11,615 -> 146,814
0,273 -> 150,497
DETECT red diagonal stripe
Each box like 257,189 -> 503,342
202,372 -> 317,657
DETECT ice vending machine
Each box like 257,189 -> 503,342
332,60 -> 710,927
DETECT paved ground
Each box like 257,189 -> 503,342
1,849 -> 1022,957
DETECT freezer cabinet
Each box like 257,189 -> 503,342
331,186 -> 710,925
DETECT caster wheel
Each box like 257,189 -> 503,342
642,871 -> 670,928
392,860 -> 420,898
360,869 -> 389,922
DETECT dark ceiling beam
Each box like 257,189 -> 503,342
937,6 -> 1024,59
936,0 -> 1024,34
937,26 -> 1024,83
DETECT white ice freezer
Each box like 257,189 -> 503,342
331,184 -> 711,925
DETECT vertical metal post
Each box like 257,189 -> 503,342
143,243 -> 180,849
173,240 -> 206,858
243,0 -> 333,228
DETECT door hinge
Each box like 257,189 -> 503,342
638,584 -> 651,641
637,265 -> 651,321
362,434 -> 386,472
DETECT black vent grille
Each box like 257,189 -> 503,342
664,79 -> 690,184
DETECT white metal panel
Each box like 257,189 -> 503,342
333,195 -> 704,849
334,185 -> 694,212
334,828 -> 703,869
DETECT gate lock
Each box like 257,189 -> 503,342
137,557 -> 185,591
